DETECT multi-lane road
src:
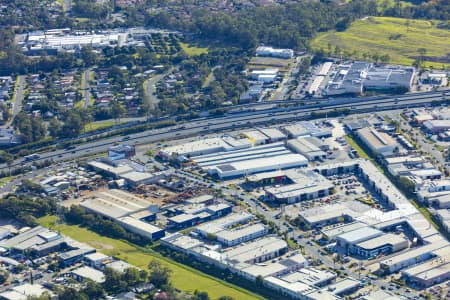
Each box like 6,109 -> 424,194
1,90 -> 448,172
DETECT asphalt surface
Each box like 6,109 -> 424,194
0,90 -> 447,173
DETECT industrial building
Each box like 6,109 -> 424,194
215,223 -> 268,247
159,136 -> 252,160
0,284 -> 52,300
167,202 -> 232,229
241,127 -> 286,145
336,227 -> 383,250
423,120 -> 450,133
255,46 -> 294,59
0,226 -> 65,257
380,239 -> 448,273
88,158 -> 163,186
356,127 -> 399,157
117,216 -> 165,241
195,212 -> 254,237
265,170 -> 334,203
88,160 -> 134,179
263,268 -> 338,300
71,266 -> 106,283
80,190 -> 164,241
351,233 -> 408,258
224,236 -> 288,263
84,252 -> 112,268
108,144 -> 136,160
401,246 -> 450,288
287,137 -> 327,161
80,189 -> 159,219
322,278 -> 361,297
249,69 -> 279,83
236,252 -> 308,282
282,122 -> 332,139
192,142 -> 308,179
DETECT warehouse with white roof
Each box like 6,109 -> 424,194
192,142 -> 308,179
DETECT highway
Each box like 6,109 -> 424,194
0,90 -> 448,172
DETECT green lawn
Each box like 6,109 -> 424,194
84,120 -> 117,132
311,16 -> 450,68
38,216 -> 263,300
179,42 -> 208,56
0,176 -> 16,185
345,135 -> 369,159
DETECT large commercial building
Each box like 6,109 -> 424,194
325,62 -> 415,96
192,142 -> 308,179
0,226 -> 65,257
195,212 -> 254,237
423,120 -> 450,133
80,190 -> 164,241
223,236 -> 288,264
265,170 -> 334,203
401,246 -> 450,288
241,127 -> 286,145
283,122 -> 332,139
23,31 -> 125,52
350,233 -> 408,258
287,137 -> 327,161
357,127 -> 399,157
215,223 -> 268,247
159,136 -> 252,160
380,239 -> 448,273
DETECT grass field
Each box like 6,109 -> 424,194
311,17 -> 450,68
247,57 -> 293,72
0,176 -> 16,185
38,216 -> 262,300
84,120 -> 117,132
179,42 -> 208,56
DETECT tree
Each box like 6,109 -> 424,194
148,260 -> 171,288
48,117 -> 61,138
60,110 -> 84,138
80,46 -> 98,66
218,297 -> 235,300
58,287 -> 88,300
103,267 -> 127,293
31,117 -> 46,142
417,48 -> 427,67
380,54 -> 390,64
82,280 -> 104,299
192,290 -> 210,300
110,101 -> 125,124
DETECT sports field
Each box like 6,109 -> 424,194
311,17 -> 450,68
38,216 -> 262,300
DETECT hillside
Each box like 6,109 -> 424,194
311,16 -> 450,68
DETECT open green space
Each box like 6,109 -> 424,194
38,216 -> 263,300
247,57 -> 293,72
311,17 -> 450,68
344,135 -> 369,160
84,120 -> 117,132
0,176 -> 16,185
179,42 -> 208,56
